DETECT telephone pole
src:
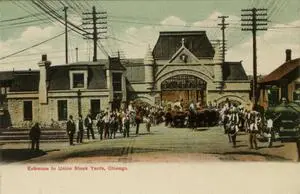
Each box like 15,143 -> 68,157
218,16 -> 229,64
63,6 -> 68,64
241,8 -> 267,108
82,6 -> 107,62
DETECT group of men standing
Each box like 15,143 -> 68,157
66,114 -> 95,146
221,101 -> 279,149
65,107 -> 151,146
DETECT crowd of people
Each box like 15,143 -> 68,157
219,98 -> 280,149
28,99 -> 281,150
63,103 -> 167,146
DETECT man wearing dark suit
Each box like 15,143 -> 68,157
85,113 -> 95,139
29,122 -> 41,150
135,109 -> 141,135
76,115 -> 84,143
66,115 -> 76,145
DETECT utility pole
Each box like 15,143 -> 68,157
63,6 -> 68,64
241,8 -> 267,108
82,6 -> 107,62
218,16 -> 229,64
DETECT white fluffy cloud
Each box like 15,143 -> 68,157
1,11 -> 299,76
226,19 -> 300,75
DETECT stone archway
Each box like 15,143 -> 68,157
133,94 -> 155,106
156,69 -> 213,91
216,95 -> 247,107
159,74 -> 207,106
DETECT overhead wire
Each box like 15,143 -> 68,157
0,30 -> 69,61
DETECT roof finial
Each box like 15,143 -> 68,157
181,38 -> 185,47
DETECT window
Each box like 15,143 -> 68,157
58,100 -> 68,121
90,100 -> 100,119
73,73 -> 85,88
23,101 -> 32,121
112,73 -> 122,91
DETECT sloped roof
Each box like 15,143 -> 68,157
0,71 -> 14,81
259,58 -> 300,83
48,64 -> 107,90
223,62 -> 249,81
152,31 -> 215,60
10,71 -> 40,92
108,57 -> 126,71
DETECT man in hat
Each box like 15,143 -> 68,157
29,122 -> 41,150
229,108 -> 239,147
85,113 -> 95,140
76,115 -> 84,144
66,115 -> 76,145
96,111 -> 105,140
249,111 -> 259,149
123,112 -> 130,138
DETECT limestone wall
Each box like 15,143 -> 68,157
7,92 -> 110,128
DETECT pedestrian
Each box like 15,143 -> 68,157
265,113 -> 280,148
84,113 -> 95,140
109,112 -> 118,139
96,111 -> 104,140
29,122 -> 41,150
103,112 -> 110,139
135,109 -> 142,135
123,113 -> 130,138
144,115 -> 151,133
249,111 -> 259,149
66,115 -> 76,146
76,115 -> 84,144
229,109 -> 239,147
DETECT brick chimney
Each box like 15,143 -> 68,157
286,49 -> 292,62
38,54 -> 51,104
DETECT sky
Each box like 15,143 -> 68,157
0,0 -> 300,75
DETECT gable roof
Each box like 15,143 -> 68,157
259,58 -> 300,84
223,62 -> 248,81
108,57 -> 126,71
168,44 -> 200,64
152,31 -> 215,60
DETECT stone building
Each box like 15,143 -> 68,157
5,55 -> 127,127
125,31 -> 251,108
1,30 -> 251,127
258,49 -> 300,108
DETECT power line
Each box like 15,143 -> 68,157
0,8 -> 62,23
0,30 -> 67,61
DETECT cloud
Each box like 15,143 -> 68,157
1,11 -> 299,77
226,19 -> 300,75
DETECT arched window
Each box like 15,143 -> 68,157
161,75 -> 206,90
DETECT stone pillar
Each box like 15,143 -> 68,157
144,46 -> 154,89
38,54 -> 51,104
213,42 -> 223,90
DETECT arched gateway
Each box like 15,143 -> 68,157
161,74 -> 207,105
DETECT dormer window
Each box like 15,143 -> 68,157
73,73 -> 84,88
70,70 -> 88,89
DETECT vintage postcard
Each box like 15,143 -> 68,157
0,0 -> 300,193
